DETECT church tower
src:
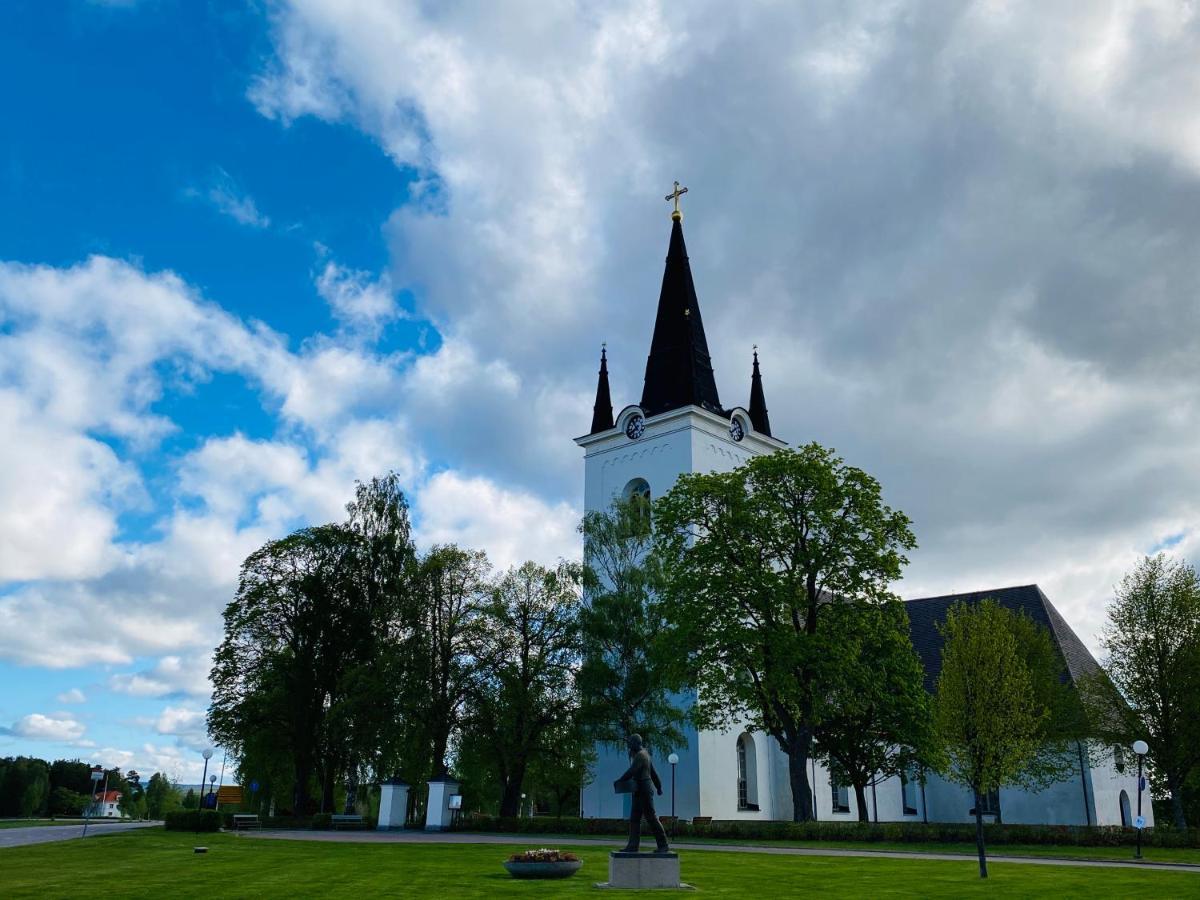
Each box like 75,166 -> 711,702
576,189 -> 785,820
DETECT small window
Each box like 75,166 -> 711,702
1113,745 -> 1126,774
623,478 -> 651,502
736,734 -> 759,811
830,781 -> 850,813
900,770 -> 919,816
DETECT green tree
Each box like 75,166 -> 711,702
1081,554 -> 1200,828
463,561 -> 582,816
934,600 -> 1079,878
181,788 -> 197,810
0,757 -> 50,818
413,545 -> 491,778
576,495 -> 685,753
652,444 -> 916,821
143,773 -> 182,820
48,760 -> 91,795
48,787 -> 88,817
811,599 -> 935,822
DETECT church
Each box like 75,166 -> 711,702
575,190 -> 1150,829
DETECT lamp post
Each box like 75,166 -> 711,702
667,753 -> 679,838
521,793 -> 527,818
208,775 -> 217,810
1132,740 -> 1149,860
82,765 -> 104,838
197,748 -> 213,833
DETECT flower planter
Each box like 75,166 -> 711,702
503,859 -> 583,879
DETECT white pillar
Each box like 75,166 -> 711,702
377,778 -> 410,830
424,776 -> 460,832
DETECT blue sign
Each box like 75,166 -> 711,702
250,780 -> 260,792
1139,776 -> 1147,791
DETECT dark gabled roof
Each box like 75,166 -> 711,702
640,218 -> 724,418
748,349 -> 771,436
905,584 -> 1101,693
590,346 -> 614,434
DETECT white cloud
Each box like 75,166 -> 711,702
8,713 -> 86,742
197,167 -> 271,229
110,654 -> 212,699
56,688 -> 87,704
316,260 -> 401,335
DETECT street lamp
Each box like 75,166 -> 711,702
208,775 -> 217,810
667,753 -> 679,838
196,748 -> 213,833
521,793 -> 527,818
1132,740 -> 1149,860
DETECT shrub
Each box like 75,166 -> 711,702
311,813 -> 332,830
164,810 -> 221,832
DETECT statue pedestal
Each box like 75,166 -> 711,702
596,852 -> 690,890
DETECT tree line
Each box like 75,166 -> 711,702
208,446 -> 1200,881
0,757 -> 183,820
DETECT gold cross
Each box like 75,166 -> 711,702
665,181 -> 688,220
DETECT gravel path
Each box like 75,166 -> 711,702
240,828 -> 1200,873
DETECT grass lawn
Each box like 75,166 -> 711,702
499,831 -> 1200,866
2,829 -> 1198,899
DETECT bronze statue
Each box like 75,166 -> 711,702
613,733 -> 669,853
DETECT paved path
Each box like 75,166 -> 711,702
0,821 -> 159,849
242,829 -> 1200,873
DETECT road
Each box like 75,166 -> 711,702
0,821 -> 159,849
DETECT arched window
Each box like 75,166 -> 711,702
623,478 -> 651,502
900,769 -> 919,816
736,733 -> 759,811
1119,790 -> 1131,828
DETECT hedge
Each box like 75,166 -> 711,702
454,815 -> 1200,848
164,810 -> 222,832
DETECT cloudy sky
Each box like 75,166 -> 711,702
2,0 -> 1199,782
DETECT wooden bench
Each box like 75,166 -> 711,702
231,814 -> 260,830
690,816 -> 712,826
331,814 -> 365,829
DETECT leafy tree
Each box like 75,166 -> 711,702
144,772 -> 182,820
652,444 -> 916,821
811,599 -> 935,822
49,760 -> 92,795
1080,554 -> 1200,828
934,601 -> 1080,878
576,495 -> 685,753
413,545 -> 491,777
49,787 -> 88,817
0,757 -> 50,818
182,788 -> 197,810
463,561 -> 583,816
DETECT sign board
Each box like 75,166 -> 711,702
91,769 -> 104,782
1134,815 -> 1146,829
1139,776 -> 1147,791
250,781 -> 260,792
448,795 -> 462,810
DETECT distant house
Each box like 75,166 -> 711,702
88,790 -> 123,818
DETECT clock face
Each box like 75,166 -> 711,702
729,419 -> 745,442
625,414 -> 645,440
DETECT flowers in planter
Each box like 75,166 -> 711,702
507,848 -> 580,863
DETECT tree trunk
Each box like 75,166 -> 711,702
784,733 -> 814,822
498,760 -> 528,818
972,787 -> 988,879
853,782 -> 869,823
1168,772 -> 1188,829
293,759 -> 312,815
431,729 -> 450,778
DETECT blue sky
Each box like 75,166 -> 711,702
2,1 -> 1199,784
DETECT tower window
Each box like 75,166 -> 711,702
830,781 -> 850,814
736,733 -> 759,811
901,769 -> 919,816
623,478 -> 651,502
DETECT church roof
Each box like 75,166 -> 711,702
905,584 -> 1101,693
640,218 -> 724,418
590,346 -> 614,434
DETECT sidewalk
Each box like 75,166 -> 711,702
242,828 -> 1200,873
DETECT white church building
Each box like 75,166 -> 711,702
576,201 -> 1150,830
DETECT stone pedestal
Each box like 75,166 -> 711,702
377,778 -> 409,830
424,775 -> 459,831
597,852 -> 690,890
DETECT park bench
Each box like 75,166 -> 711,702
690,816 -> 712,826
331,814 -> 365,829
231,814 -> 261,830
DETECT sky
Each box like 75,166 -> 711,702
2,0 -> 1199,784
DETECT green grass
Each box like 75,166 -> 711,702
495,830 -> 1200,865
1,829 -> 1198,899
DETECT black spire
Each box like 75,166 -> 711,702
749,347 -> 771,436
640,218 -> 723,417
590,345 -> 614,434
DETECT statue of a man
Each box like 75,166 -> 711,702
613,733 -> 669,853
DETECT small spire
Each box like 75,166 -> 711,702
590,343 -> 614,434
749,346 -> 771,436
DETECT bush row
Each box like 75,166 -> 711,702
455,815 -> 1200,848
